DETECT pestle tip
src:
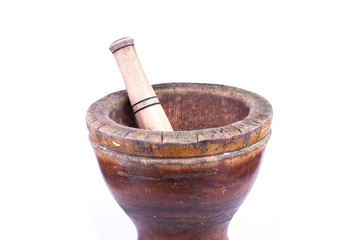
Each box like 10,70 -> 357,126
109,37 -> 134,54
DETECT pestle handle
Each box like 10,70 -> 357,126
109,37 -> 173,131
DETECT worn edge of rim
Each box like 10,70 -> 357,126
86,82 -> 273,158
90,129 -> 271,164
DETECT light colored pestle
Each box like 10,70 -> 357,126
109,37 -> 173,131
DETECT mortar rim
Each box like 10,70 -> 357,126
86,82 -> 272,158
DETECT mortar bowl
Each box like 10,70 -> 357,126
86,83 -> 272,240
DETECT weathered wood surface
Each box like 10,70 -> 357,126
87,82 -> 272,158
86,82 -> 272,240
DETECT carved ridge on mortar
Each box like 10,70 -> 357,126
89,129 -> 271,164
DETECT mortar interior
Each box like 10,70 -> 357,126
108,88 -> 250,131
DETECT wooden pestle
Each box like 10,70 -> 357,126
109,37 -> 173,131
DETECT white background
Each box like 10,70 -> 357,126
1,0 -> 359,239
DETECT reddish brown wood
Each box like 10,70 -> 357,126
86,83 -> 272,240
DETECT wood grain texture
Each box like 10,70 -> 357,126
109,37 -> 173,131
86,83 -> 272,240
87,83 -> 272,158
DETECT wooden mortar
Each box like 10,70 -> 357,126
86,82 -> 272,240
